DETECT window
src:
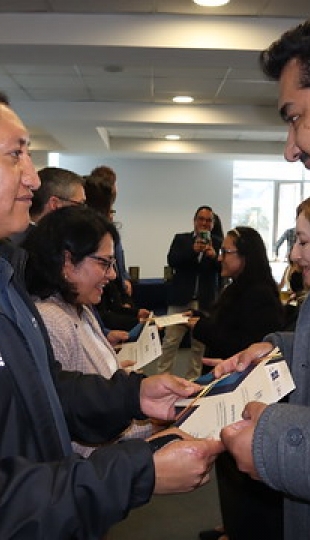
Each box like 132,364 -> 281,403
232,160 -> 309,260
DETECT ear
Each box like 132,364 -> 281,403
48,195 -> 62,212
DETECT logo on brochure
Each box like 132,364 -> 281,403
270,369 -> 279,381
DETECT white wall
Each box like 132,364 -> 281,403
59,155 -> 233,278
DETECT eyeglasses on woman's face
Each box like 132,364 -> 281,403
87,255 -> 116,272
219,248 -> 238,257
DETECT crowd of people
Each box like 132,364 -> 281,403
2,16 -> 310,540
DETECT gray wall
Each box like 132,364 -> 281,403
59,155 -> 233,278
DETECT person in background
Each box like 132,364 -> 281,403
217,20 -> 310,540
157,206 -> 222,380
189,226 -> 284,540
274,226 -> 296,260
89,165 -> 132,297
10,166 -> 86,245
0,92 -> 224,538
24,205 -> 158,456
84,173 -> 150,331
15,167 -> 127,348
212,213 -> 224,241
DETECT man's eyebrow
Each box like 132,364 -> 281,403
18,137 -> 31,147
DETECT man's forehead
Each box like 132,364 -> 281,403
0,104 -> 29,141
278,58 -> 302,111
195,209 -> 212,218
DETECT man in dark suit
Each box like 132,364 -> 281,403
157,206 -> 222,379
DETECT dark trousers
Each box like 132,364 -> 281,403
216,452 -> 283,540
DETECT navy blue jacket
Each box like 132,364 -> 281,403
0,240 -> 154,539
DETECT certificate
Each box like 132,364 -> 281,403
175,348 -> 295,439
117,321 -> 162,370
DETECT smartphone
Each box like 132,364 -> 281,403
199,230 -> 211,244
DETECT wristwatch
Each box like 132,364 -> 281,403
148,433 -> 183,453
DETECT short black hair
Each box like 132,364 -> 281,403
0,91 -> 10,106
194,206 -> 213,219
260,20 -> 310,86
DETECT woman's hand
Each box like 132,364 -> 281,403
212,342 -> 274,379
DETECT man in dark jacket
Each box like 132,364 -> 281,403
158,206 -> 222,380
0,95 -> 223,538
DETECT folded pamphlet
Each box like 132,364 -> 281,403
175,348 -> 295,439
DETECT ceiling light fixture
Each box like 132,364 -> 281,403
193,0 -> 230,6
173,96 -> 194,104
165,135 -> 181,141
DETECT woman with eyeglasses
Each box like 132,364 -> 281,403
189,226 -> 285,540
23,205 -> 156,458
191,226 -> 284,367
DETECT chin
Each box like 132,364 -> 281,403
15,217 -> 30,233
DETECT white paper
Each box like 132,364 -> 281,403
153,313 -> 189,328
117,322 -> 162,370
175,355 -> 295,440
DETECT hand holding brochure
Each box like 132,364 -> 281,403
117,321 -> 162,371
175,348 -> 295,439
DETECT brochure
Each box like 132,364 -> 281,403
175,348 -> 295,439
153,313 -> 189,328
117,321 -> 162,370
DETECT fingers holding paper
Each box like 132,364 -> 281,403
220,401 -> 268,480
140,374 -> 201,421
212,341 -> 275,379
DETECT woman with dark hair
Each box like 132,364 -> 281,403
83,174 -> 115,218
190,226 -> 285,540
192,226 -> 284,363
24,206 -> 155,457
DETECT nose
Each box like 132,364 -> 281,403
21,153 -> 40,191
284,127 -> 301,163
106,265 -> 117,280
290,241 -> 301,261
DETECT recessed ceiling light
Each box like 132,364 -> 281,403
193,0 -> 230,6
172,96 -> 194,104
165,135 -> 181,141
104,65 -> 123,73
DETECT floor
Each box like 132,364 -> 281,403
109,473 -> 222,540
110,349 -> 223,540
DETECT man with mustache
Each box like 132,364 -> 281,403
219,19 -> 310,540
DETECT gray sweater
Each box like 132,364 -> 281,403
254,292 -> 310,540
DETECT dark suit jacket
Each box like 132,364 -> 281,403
166,231 -> 221,311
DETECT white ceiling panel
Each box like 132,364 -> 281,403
0,3 -> 307,159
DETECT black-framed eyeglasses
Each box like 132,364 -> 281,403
219,248 -> 238,257
87,255 -> 116,272
57,196 -> 87,207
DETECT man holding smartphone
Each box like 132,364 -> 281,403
157,206 -> 222,379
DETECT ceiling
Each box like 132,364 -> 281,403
0,1 -> 308,162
